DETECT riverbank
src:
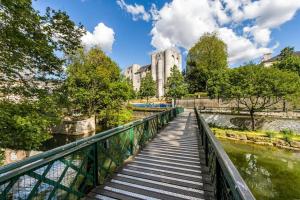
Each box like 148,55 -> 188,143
212,127 -> 300,151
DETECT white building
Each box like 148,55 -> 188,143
261,51 -> 300,67
123,48 -> 182,98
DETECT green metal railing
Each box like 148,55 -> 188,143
0,107 -> 183,200
195,108 -> 255,200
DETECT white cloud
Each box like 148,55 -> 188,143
150,0 -> 300,65
117,0 -> 150,21
81,23 -> 115,52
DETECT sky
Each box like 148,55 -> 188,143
33,0 -> 300,69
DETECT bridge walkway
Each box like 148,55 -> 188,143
86,110 -> 215,200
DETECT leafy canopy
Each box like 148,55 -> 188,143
139,72 -> 156,101
165,65 -> 188,99
186,32 -> 228,93
0,0 -> 83,151
273,47 -> 300,76
66,48 -> 132,128
221,64 -> 300,130
0,0 -> 84,97
0,96 -> 62,150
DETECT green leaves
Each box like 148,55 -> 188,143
0,99 -> 61,150
274,47 -> 300,76
217,63 -> 300,130
0,0 -> 84,97
139,72 -> 156,101
186,32 -> 228,93
66,48 -> 132,128
165,65 -> 188,99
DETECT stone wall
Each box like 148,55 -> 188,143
202,113 -> 300,134
52,115 -> 95,136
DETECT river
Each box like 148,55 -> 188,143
220,139 -> 300,200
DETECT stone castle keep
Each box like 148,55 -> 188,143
123,48 -> 182,97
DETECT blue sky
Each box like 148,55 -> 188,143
33,0 -> 300,69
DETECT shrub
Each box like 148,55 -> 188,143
280,129 -> 294,135
280,129 -> 294,143
266,131 -> 276,138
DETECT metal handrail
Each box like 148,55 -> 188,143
195,108 -> 255,200
0,107 -> 183,199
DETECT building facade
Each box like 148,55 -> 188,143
261,51 -> 300,67
123,48 -> 182,98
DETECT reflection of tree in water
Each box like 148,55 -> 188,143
241,153 -> 278,199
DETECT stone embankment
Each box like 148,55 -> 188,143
215,130 -> 300,151
202,113 -> 300,134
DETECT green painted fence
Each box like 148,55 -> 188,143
0,107 -> 183,200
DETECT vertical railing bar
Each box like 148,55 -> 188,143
93,142 -> 99,186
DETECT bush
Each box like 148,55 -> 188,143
280,128 -> 294,135
266,131 -> 276,138
280,129 -> 294,143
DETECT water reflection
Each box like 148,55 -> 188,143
220,139 -> 300,200
242,153 -> 277,199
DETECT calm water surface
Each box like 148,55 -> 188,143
220,139 -> 300,200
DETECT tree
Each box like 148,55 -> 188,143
207,69 -> 229,103
139,72 -> 156,103
66,48 -> 132,128
0,95 -> 62,150
0,0 -> 84,97
221,64 -> 300,130
165,65 -> 188,103
0,0 -> 83,151
274,47 -> 300,76
186,32 -> 228,93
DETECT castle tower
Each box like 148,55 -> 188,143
151,48 -> 182,97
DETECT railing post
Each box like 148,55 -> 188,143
93,142 -> 99,187
156,114 -> 159,133
215,160 -> 221,200
129,127 -> 134,155
205,135 -> 209,166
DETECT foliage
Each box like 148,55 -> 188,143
125,77 -> 137,100
207,70 -> 229,100
66,48 -> 120,116
221,64 -> 300,130
138,72 -> 156,102
212,127 -> 300,142
266,131 -> 276,138
280,129 -> 294,135
165,65 -> 188,99
98,108 -> 132,128
274,47 -> 300,76
0,0 -> 84,97
66,48 -> 132,128
0,97 -> 62,150
0,150 -> 3,166
186,32 -> 228,93
279,129 -> 294,143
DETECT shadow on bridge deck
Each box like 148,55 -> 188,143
85,110 -> 215,200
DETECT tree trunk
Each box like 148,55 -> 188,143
250,110 -> 255,130
283,100 -> 287,112
147,96 -> 149,104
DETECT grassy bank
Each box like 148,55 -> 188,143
212,127 -> 300,151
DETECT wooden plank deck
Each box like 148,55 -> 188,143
86,110 -> 215,200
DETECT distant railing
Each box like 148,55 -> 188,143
0,107 -> 183,200
195,108 -> 255,200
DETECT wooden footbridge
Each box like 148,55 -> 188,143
0,108 -> 255,200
